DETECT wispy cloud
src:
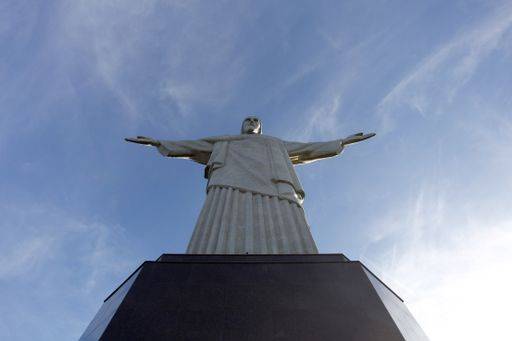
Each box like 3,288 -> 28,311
377,3 -> 512,133
462,111 -> 512,186
294,93 -> 343,141
59,1 -> 251,133
0,201 -> 135,340
284,64 -> 359,142
283,29 -> 382,142
0,236 -> 55,279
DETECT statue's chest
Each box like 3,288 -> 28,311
229,137 -> 270,156
228,136 -> 287,166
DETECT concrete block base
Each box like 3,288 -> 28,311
80,254 -> 428,341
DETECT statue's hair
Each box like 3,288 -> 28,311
241,116 -> 262,134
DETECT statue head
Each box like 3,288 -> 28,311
241,116 -> 262,135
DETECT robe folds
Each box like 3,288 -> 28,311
157,134 -> 344,254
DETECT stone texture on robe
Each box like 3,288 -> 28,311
156,134 -> 344,254
187,186 -> 318,254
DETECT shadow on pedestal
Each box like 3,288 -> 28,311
80,254 -> 428,341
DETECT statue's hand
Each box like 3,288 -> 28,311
342,132 -> 376,146
125,136 -> 161,146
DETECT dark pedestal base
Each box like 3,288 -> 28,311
80,254 -> 428,340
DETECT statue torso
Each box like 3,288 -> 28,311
206,134 -> 304,204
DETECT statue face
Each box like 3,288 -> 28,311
242,117 -> 262,134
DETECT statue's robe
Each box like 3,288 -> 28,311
157,134 -> 344,254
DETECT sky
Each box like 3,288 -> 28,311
1,0 -> 511,340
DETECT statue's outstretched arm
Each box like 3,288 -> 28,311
341,132 -> 375,146
125,135 -> 213,165
285,132 -> 375,164
125,136 -> 161,146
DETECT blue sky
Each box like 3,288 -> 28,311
1,1 -> 511,340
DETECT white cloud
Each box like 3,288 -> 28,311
392,222 -> 511,341
362,182 -> 512,341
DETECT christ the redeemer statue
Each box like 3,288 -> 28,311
126,117 -> 374,254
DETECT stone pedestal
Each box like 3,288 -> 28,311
80,254 -> 428,340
